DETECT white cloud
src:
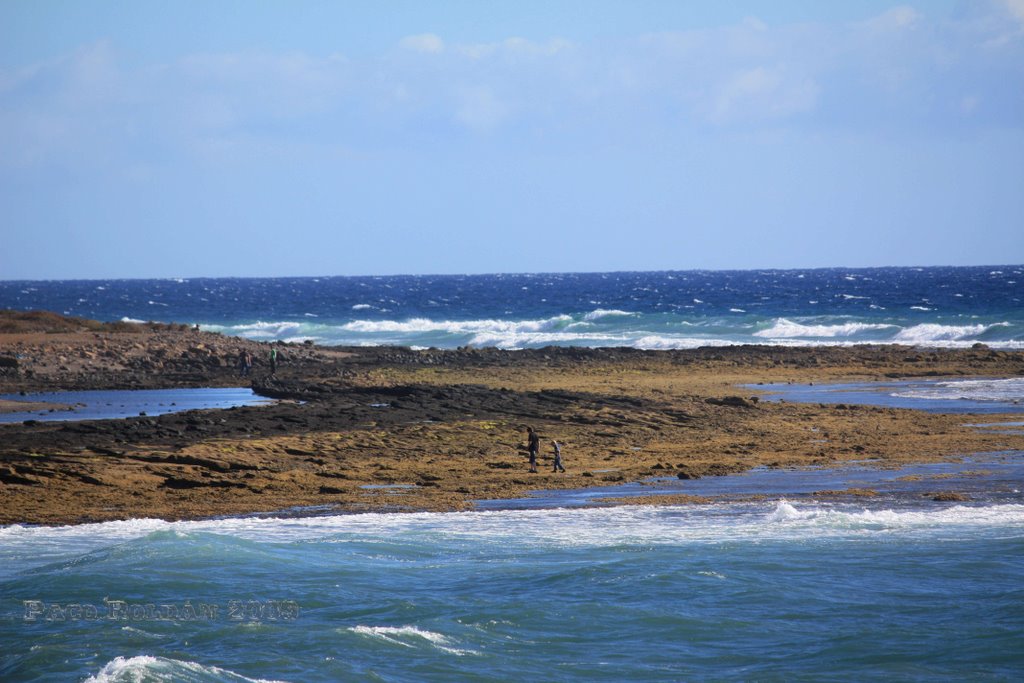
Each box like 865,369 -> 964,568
1000,0 -> 1024,26
708,66 -> 819,124
454,85 -> 508,131
400,33 -> 445,54
2,4 -> 1022,175
861,6 -> 920,32
456,37 -> 572,61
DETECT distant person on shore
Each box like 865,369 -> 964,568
269,347 -> 278,375
238,351 -> 253,377
527,426 -> 540,473
552,440 -> 565,473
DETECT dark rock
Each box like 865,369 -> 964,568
930,492 -> 971,502
0,468 -> 38,486
705,396 -> 755,408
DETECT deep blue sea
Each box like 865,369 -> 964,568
2,266 -> 1024,681
1,266 -> 1021,349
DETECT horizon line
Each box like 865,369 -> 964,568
3,263 -> 1022,284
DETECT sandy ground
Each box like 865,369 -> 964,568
1,313 -> 1022,525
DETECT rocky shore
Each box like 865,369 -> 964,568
1,311 -> 1023,525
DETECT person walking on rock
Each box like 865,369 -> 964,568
552,440 -> 566,473
269,347 -> 278,375
239,351 -> 253,378
527,426 -> 540,473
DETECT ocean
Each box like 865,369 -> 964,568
2,266 -> 1023,681
2,499 -> 1023,681
1,266 -> 1021,350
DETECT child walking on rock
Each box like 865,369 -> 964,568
552,440 -> 565,473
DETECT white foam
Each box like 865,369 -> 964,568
348,625 -> 479,656
697,570 -> 727,580
119,317 -> 146,324
755,318 -> 894,339
467,331 -> 627,349
765,500 -> 803,522
84,655 -> 289,683
337,315 -> 623,349
583,309 -> 635,321
205,321 -> 305,339
190,313 -> 1021,351
5,501 -> 1024,563
760,500 -> 1024,536
342,315 -> 574,336
893,323 -> 997,343
632,336 -> 745,350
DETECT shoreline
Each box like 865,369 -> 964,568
1,314 -> 1023,526
7,450 -> 1021,530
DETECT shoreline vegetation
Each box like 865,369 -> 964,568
1,310 -> 1022,526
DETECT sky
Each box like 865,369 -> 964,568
1,0 -> 1022,279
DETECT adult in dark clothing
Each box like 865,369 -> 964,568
527,426 -> 540,473
239,351 -> 253,378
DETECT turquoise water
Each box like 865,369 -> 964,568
3,499 -> 1023,681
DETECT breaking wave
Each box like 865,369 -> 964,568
84,655 -> 288,683
198,315 -> 1021,350
755,319 -> 896,338
6,501 -> 1024,558
348,625 -> 480,656
893,323 -> 1006,343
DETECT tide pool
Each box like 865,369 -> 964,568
0,388 -> 273,424
752,376 -> 1024,414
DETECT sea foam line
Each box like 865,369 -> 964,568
197,315 -> 1022,350
5,502 -> 1023,557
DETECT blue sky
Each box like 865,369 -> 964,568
1,0 -> 1022,279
